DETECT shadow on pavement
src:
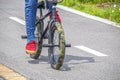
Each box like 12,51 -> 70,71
27,55 -> 95,71
65,55 -> 95,64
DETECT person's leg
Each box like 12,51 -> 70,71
25,0 -> 38,42
46,0 -> 61,23
46,0 -> 52,11
25,0 -> 38,54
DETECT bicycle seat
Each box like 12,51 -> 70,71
37,1 -> 45,9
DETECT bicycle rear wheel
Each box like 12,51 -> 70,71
30,17 -> 43,59
48,22 -> 66,70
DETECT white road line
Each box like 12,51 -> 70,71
57,5 -> 120,28
74,46 -> 108,57
9,17 -> 25,25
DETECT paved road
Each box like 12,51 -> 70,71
0,0 -> 120,80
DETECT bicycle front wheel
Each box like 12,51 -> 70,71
48,22 -> 66,70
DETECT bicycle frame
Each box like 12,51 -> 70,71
36,0 -> 58,45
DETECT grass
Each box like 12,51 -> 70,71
60,0 -> 120,24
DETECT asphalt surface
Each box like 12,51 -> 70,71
0,0 -> 120,80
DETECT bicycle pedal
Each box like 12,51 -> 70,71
21,35 -> 27,39
65,44 -> 71,47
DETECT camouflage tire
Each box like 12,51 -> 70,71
49,22 -> 66,70
30,16 -> 43,59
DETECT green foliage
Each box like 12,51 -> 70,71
61,0 -> 120,24
111,7 -> 120,23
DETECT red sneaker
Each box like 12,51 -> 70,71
25,40 -> 36,54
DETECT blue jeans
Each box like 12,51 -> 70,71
25,0 -> 52,42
